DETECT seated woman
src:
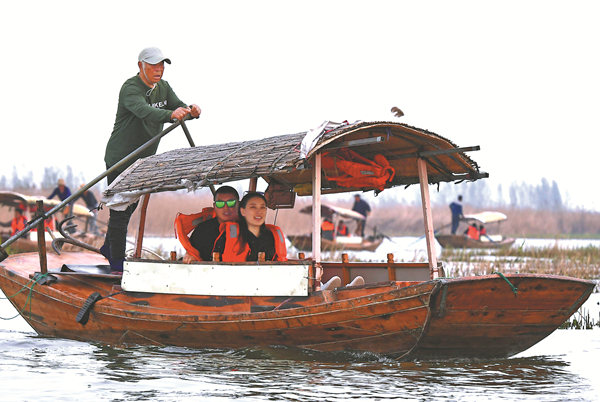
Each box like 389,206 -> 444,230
213,192 -> 287,262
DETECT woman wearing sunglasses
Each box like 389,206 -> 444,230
213,192 -> 287,262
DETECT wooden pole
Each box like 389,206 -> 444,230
312,153 -> 322,263
134,194 -> 151,259
35,200 -> 47,273
249,177 -> 257,192
417,158 -> 439,279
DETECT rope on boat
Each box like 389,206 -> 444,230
492,271 -> 518,295
0,273 -> 51,320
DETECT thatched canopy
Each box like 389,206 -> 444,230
102,121 -> 487,208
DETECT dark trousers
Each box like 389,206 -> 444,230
103,166 -> 137,262
105,202 -> 138,261
451,215 -> 460,234
355,219 -> 366,237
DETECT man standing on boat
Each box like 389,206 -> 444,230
102,47 -> 201,271
449,195 -> 464,234
352,194 -> 371,237
182,186 -> 240,263
48,178 -> 73,230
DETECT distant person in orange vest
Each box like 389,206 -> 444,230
11,208 -> 28,236
465,223 -> 479,240
449,195 -> 464,234
478,224 -> 492,242
336,220 -> 349,237
321,218 -> 335,240
213,192 -> 287,262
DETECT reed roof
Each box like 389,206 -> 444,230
103,121 -> 487,207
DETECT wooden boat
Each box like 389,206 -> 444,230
0,191 -> 99,254
436,211 -> 516,249
0,120 -> 594,360
287,204 -> 384,251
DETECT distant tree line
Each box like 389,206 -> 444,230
0,165 -> 89,192
434,178 -> 564,211
0,166 -> 570,213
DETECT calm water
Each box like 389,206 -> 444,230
1,238 -> 599,401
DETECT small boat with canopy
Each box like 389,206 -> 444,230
287,204 -> 384,252
436,211 -> 515,249
0,191 -> 98,253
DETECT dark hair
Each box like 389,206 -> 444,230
237,192 -> 268,248
214,185 -> 239,201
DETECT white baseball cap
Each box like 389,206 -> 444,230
138,47 -> 171,64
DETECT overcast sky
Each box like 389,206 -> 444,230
2,1 -> 599,210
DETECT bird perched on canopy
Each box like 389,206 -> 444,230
390,106 -> 404,117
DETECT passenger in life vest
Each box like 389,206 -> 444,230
11,208 -> 28,236
179,186 -> 240,263
336,220 -> 349,237
464,223 -> 479,240
321,218 -> 335,241
214,192 -> 287,262
478,224 -> 492,242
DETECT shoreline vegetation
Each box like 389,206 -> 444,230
110,191 -> 600,238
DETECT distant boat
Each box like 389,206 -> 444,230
287,204 -> 384,252
436,211 -> 515,249
0,191 -> 99,254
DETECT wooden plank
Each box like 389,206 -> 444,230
417,158 -> 438,279
134,194 -> 151,258
312,153 -> 322,263
35,200 -> 47,273
121,261 -> 310,296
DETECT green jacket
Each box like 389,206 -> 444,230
104,74 -> 187,171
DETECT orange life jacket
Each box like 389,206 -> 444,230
11,215 -> 27,235
322,148 -> 395,192
466,225 -> 479,240
219,222 -> 287,262
337,224 -> 348,236
174,207 -> 216,261
29,205 -> 55,232
321,220 -> 334,231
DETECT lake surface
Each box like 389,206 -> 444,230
1,237 -> 599,401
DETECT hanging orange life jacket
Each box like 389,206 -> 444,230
466,225 -> 479,240
11,215 -> 27,235
219,222 -> 287,262
322,148 -> 395,192
174,207 -> 216,261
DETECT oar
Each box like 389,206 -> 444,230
0,115 -> 197,262
409,222 -> 452,245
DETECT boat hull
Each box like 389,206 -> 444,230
436,234 -> 515,249
0,253 -> 594,360
0,252 -> 437,359
288,234 -> 383,252
409,274 -> 595,359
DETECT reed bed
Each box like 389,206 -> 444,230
440,246 -> 600,281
